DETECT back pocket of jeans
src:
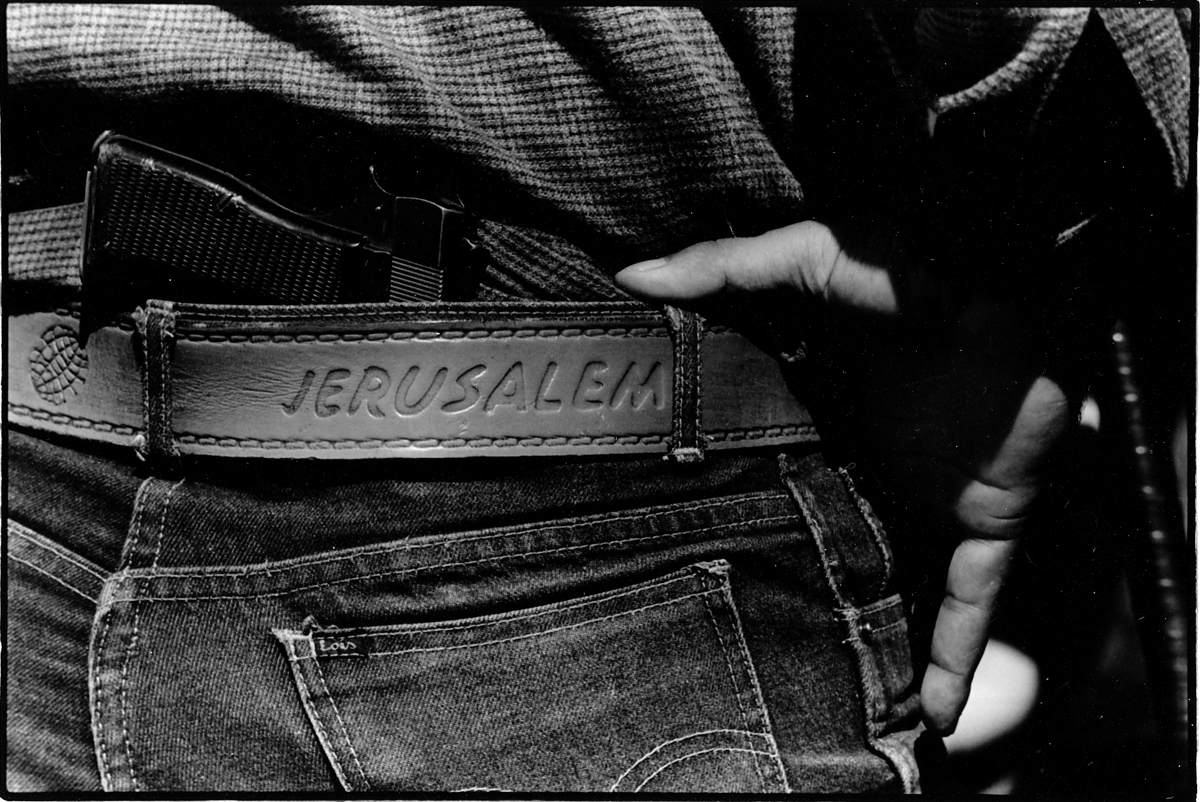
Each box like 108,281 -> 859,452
274,560 -> 788,793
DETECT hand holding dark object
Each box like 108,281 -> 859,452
615,221 -> 1074,735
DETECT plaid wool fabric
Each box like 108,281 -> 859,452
6,5 -> 1191,299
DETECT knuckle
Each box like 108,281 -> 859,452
955,481 -> 1035,538
941,593 -> 990,620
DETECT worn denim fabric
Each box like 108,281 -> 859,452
7,422 -> 920,793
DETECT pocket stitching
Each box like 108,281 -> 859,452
309,656 -> 373,792
715,575 -> 791,791
8,553 -> 98,602
310,571 -> 696,640
306,588 -> 722,659
276,562 -> 779,792
9,520 -> 107,581
609,728 -> 770,791
632,747 -> 779,793
700,590 -> 767,793
282,644 -> 369,792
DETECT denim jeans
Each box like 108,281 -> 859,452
7,420 -> 921,792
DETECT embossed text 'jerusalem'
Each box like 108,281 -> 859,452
282,360 -> 666,419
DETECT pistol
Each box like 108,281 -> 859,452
82,132 -> 483,334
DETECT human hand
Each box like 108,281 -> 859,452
615,221 -> 1074,734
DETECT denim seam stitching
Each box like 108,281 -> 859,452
873,732 -> 921,793
116,489 -> 150,792
609,729 -> 770,791
7,554 -> 99,602
309,571 -> 695,639
92,478 -> 154,791
860,619 -> 905,637
302,589 -> 720,658
779,455 -> 912,789
8,521 -> 107,579
92,607 -> 117,791
130,493 -> 787,579
119,481 -> 150,569
699,589 -> 765,792
836,468 -> 895,580
120,479 -> 178,792
282,648 -> 359,791
859,595 -> 904,616
781,460 -> 848,608
839,609 -> 893,745
631,748 -> 777,793
308,655 -> 372,790
718,575 -> 791,792
111,513 -> 798,601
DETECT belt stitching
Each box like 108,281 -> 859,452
8,403 -> 813,451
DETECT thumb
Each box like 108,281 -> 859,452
615,221 -> 899,313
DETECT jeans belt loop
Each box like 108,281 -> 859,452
133,299 -> 182,476
664,304 -> 705,464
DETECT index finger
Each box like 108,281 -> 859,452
615,221 -> 899,314
921,536 -> 1019,734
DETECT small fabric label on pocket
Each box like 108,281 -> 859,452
313,636 -> 372,657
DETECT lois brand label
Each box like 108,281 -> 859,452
314,636 -> 371,657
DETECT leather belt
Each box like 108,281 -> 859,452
8,302 -> 816,459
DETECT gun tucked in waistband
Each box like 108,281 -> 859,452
81,132 -> 485,335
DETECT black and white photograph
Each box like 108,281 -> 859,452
4,4 -> 1195,798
